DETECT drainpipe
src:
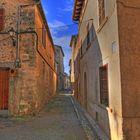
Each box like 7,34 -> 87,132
15,6 -> 21,68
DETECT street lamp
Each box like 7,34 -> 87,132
8,27 -> 16,37
8,27 -> 16,46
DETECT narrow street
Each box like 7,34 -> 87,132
0,93 -> 96,140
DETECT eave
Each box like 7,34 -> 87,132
72,0 -> 84,21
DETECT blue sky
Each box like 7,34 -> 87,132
41,0 -> 78,74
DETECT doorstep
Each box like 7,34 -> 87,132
0,110 -> 9,118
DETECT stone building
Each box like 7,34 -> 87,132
72,0 -> 140,139
0,0 -> 57,116
69,35 -> 77,94
54,45 -> 65,92
63,72 -> 71,90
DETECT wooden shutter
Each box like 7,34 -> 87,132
99,0 -> 105,25
99,65 -> 109,106
0,8 -> 4,31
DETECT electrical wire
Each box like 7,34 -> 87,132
32,19 -> 92,30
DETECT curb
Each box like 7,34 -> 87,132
70,96 -> 109,140
70,96 -> 98,140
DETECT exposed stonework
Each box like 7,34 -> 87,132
0,0 -> 56,116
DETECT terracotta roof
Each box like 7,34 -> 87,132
72,0 -> 84,21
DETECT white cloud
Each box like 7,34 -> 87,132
49,20 -> 66,28
58,5 -> 73,12
48,20 -> 69,37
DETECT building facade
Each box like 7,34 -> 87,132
69,35 -> 77,94
54,45 -> 65,92
63,72 -> 71,91
0,0 -> 56,116
72,0 -> 140,139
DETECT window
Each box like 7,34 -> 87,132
0,8 -> 4,31
42,25 -> 46,48
87,23 -> 90,46
98,0 -> 105,25
99,65 -> 109,106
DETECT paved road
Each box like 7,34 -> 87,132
0,93 -> 88,140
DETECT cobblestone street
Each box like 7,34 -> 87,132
0,93 -> 96,140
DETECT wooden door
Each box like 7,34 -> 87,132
0,69 -> 9,110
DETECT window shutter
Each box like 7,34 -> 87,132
0,8 -> 4,31
99,65 -> 109,106
98,0 -> 105,25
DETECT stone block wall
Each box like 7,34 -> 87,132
0,0 -> 56,115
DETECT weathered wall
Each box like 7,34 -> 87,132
0,0 -> 56,115
35,7 -> 56,111
0,0 -> 37,115
70,36 -> 77,93
117,0 -> 140,139
55,46 -> 64,92
75,0 -> 123,139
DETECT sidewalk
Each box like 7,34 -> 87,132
71,96 -> 109,140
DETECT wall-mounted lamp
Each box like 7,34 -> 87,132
8,27 -> 16,47
9,27 -> 16,37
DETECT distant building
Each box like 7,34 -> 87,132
0,0 -> 57,115
72,0 -> 140,139
54,45 -> 65,92
69,35 -> 78,94
63,73 -> 71,90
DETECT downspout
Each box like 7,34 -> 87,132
15,6 -> 21,68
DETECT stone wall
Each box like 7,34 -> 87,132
0,0 -> 56,115
74,0 -> 123,139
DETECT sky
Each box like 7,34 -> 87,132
41,0 -> 78,74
